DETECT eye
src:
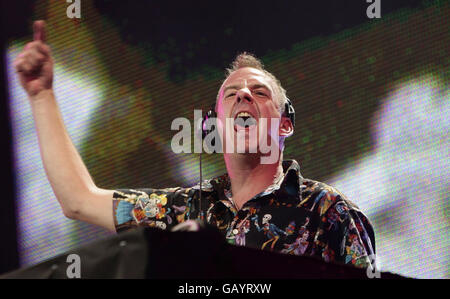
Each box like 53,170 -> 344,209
226,93 -> 236,98
254,90 -> 267,97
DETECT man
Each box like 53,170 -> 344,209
14,20 -> 375,269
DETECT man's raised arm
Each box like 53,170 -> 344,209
13,20 -> 115,231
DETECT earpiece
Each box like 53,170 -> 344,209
284,98 -> 295,128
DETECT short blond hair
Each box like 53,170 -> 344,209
217,52 -> 288,114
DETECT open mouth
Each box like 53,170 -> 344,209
234,111 -> 257,131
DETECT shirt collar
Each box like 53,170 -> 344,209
195,159 -> 304,205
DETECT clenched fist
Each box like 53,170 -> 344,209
14,20 -> 53,98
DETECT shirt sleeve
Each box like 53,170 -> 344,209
112,187 -> 197,233
314,191 -> 376,269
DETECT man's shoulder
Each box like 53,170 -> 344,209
299,177 -> 362,215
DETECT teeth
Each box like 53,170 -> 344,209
234,111 -> 257,128
236,112 -> 252,118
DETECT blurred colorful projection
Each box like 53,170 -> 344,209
327,75 -> 449,279
6,47 -> 112,264
5,0 -> 449,279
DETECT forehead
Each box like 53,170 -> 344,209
220,67 -> 275,92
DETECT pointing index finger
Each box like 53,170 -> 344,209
33,20 -> 46,42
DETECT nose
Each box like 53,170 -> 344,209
236,88 -> 253,104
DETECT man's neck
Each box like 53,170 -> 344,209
224,153 -> 284,210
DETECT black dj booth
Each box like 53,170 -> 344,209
1,226 -> 404,279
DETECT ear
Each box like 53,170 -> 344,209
279,116 -> 294,138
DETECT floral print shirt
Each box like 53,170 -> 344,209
112,160 -> 376,268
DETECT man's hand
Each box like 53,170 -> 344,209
14,20 -> 53,98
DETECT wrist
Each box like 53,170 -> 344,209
29,89 -> 55,105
